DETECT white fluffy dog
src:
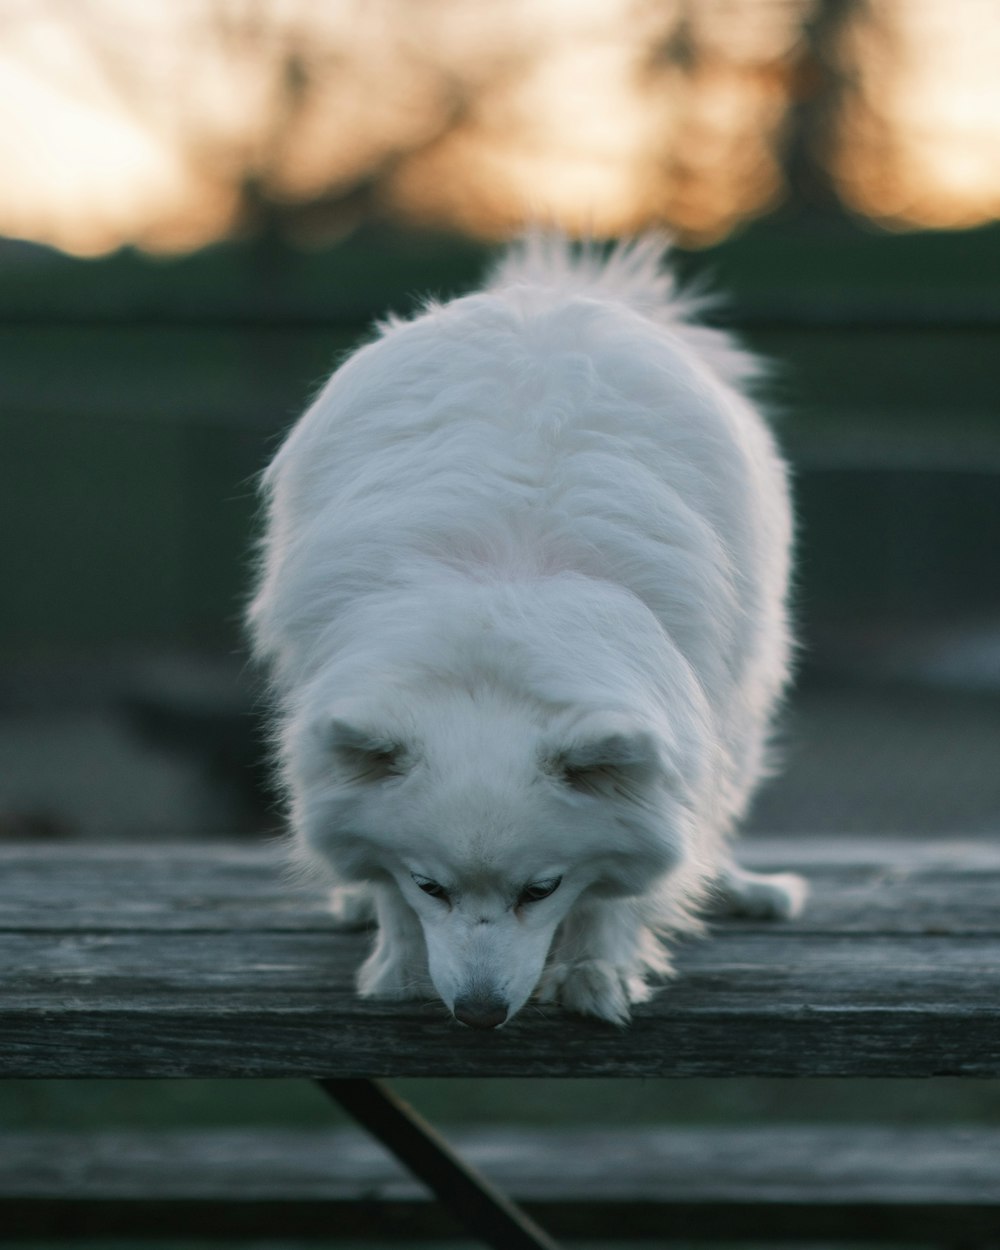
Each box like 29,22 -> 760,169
248,235 -> 806,1028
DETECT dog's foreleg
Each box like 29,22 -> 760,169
356,882 -> 433,999
536,898 -> 670,1025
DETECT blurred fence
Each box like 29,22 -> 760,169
2,220 -> 998,655
2,219 -> 999,840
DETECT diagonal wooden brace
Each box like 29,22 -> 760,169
318,1078 -> 561,1250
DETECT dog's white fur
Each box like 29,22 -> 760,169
248,235 -> 806,1027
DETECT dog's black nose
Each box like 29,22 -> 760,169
453,994 -> 509,1030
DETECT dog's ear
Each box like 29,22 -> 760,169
320,714 -> 410,783
544,715 -> 662,798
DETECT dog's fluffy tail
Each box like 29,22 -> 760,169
489,231 -> 764,390
490,232 -> 686,321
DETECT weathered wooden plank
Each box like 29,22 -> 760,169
1,837 -> 997,1077
4,1124 -> 998,1202
0,837 -> 998,933
0,843 -> 315,932
5,930 -> 1000,1009
0,928 -> 997,1077
2,1126 -> 999,1241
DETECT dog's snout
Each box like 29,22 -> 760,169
453,993 -> 509,1030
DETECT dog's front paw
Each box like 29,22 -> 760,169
536,959 -> 655,1025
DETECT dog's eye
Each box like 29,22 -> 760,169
519,877 -> 562,905
412,876 -> 449,902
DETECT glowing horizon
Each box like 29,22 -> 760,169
0,0 -> 998,257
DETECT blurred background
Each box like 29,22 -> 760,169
1,0 -> 998,844
1,0 -> 999,1219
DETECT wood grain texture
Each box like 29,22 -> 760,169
1,837 -> 998,1078
2,1126 -> 999,1241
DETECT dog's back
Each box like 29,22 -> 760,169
250,236 -> 791,838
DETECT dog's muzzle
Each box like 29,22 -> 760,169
452,993 -> 509,1030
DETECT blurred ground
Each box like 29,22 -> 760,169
0,1242 -> 938,1250
748,677 -> 1000,837
3,630 -> 998,843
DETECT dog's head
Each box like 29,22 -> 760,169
288,685 -> 696,1027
